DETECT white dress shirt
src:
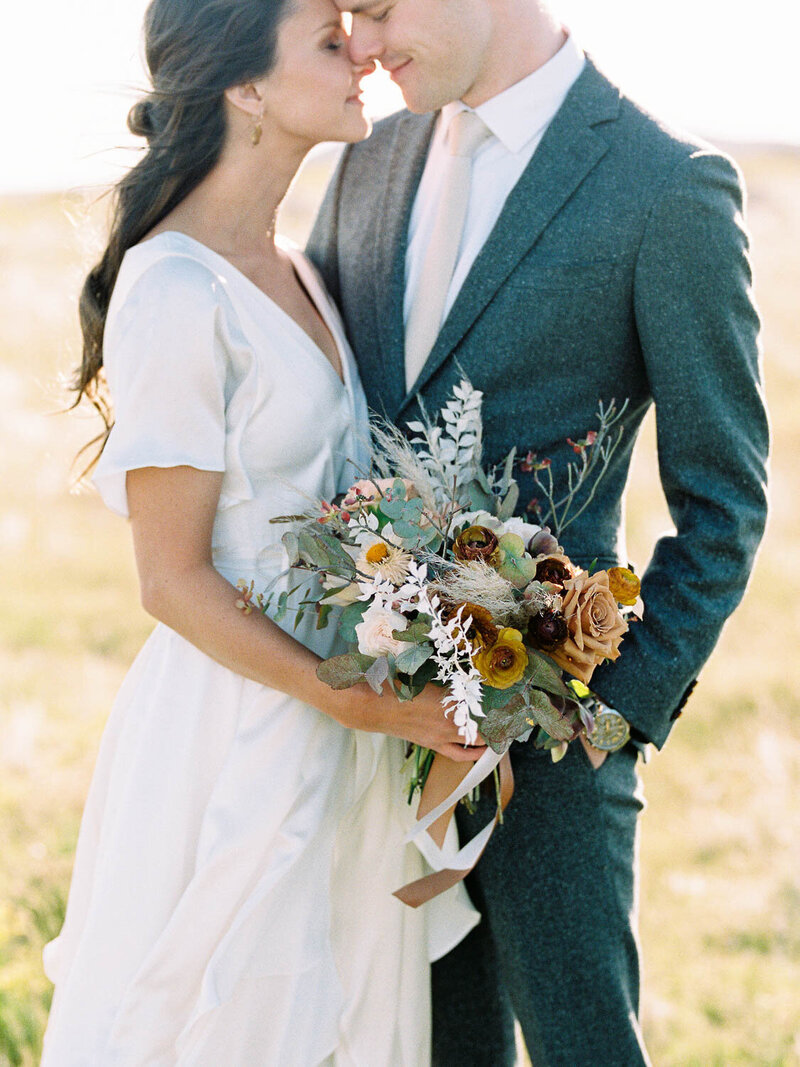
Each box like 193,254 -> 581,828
404,33 -> 586,328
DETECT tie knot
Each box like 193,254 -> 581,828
447,109 -> 491,158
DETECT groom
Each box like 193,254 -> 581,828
308,1 -> 769,1063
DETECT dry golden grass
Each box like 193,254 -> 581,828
0,147 -> 798,1065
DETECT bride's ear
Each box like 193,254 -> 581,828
223,81 -> 265,118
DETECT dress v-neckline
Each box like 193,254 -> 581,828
139,231 -> 349,390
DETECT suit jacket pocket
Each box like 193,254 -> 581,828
506,258 -> 618,293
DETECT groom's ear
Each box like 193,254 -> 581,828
223,81 -> 265,118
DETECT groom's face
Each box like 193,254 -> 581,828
337,0 -> 492,114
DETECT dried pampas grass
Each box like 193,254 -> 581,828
431,560 -> 525,626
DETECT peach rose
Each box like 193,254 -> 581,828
548,570 -> 628,684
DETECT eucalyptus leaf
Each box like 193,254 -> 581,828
394,680 -> 416,701
379,494 -> 405,520
318,581 -> 352,601
526,650 -> 573,698
480,681 -> 526,715
420,524 -> 442,548
497,482 -> 520,522
479,694 -> 533,754
400,497 -> 425,522
316,652 -> 376,690
296,529 -> 332,569
500,447 -> 517,493
524,689 -> 580,741
392,519 -> 425,541
282,530 -> 300,567
364,656 -> 390,694
400,658 -> 438,696
337,601 -> 368,642
496,552 -> 538,589
391,615 -> 433,643
468,480 -> 494,512
275,591 -> 289,622
317,534 -> 358,574
394,643 -> 434,675
474,466 -> 492,492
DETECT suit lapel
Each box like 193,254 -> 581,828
397,60 -> 621,417
369,111 -> 436,418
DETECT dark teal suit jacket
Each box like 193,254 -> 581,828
307,59 -> 769,749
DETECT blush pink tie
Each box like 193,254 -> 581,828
405,110 -> 491,392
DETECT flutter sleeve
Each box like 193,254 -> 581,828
93,254 -> 236,517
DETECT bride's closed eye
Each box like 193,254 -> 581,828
323,32 -> 346,52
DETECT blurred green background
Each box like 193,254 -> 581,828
0,148 -> 798,1065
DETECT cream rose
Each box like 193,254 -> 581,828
548,570 -> 628,684
354,604 -> 409,658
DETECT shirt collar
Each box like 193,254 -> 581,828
441,32 -> 586,155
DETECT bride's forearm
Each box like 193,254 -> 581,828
139,563 -> 482,759
139,560 -> 373,726
125,468 -> 481,759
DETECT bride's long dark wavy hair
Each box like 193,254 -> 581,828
75,0 -> 293,466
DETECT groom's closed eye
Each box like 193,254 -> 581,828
349,0 -> 392,19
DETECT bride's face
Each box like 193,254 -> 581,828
258,0 -> 374,146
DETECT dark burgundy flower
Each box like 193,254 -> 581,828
527,610 -> 569,652
534,556 -> 573,588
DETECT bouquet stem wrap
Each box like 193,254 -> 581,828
394,749 -> 514,907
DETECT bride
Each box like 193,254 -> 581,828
41,0 -> 484,1062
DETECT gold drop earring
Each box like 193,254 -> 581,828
251,109 -> 264,147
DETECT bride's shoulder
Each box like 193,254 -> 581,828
108,233 -> 227,329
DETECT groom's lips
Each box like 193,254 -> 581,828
385,58 -> 412,82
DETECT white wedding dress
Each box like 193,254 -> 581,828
41,232 -> 478,1066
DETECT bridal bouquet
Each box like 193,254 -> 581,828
250,379 -> 641,797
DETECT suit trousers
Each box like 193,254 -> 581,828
431,741 -> 651,1067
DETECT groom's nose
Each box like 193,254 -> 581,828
347,18 -> 384,65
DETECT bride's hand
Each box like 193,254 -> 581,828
341,682 -> 487,763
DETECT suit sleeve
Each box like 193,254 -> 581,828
305,146 -> 353,308
589,150 -> 769,749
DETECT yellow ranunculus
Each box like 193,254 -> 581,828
607,566 -> 641,606
472,627 -> 529,689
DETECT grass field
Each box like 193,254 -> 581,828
1,147 -> 798,1065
